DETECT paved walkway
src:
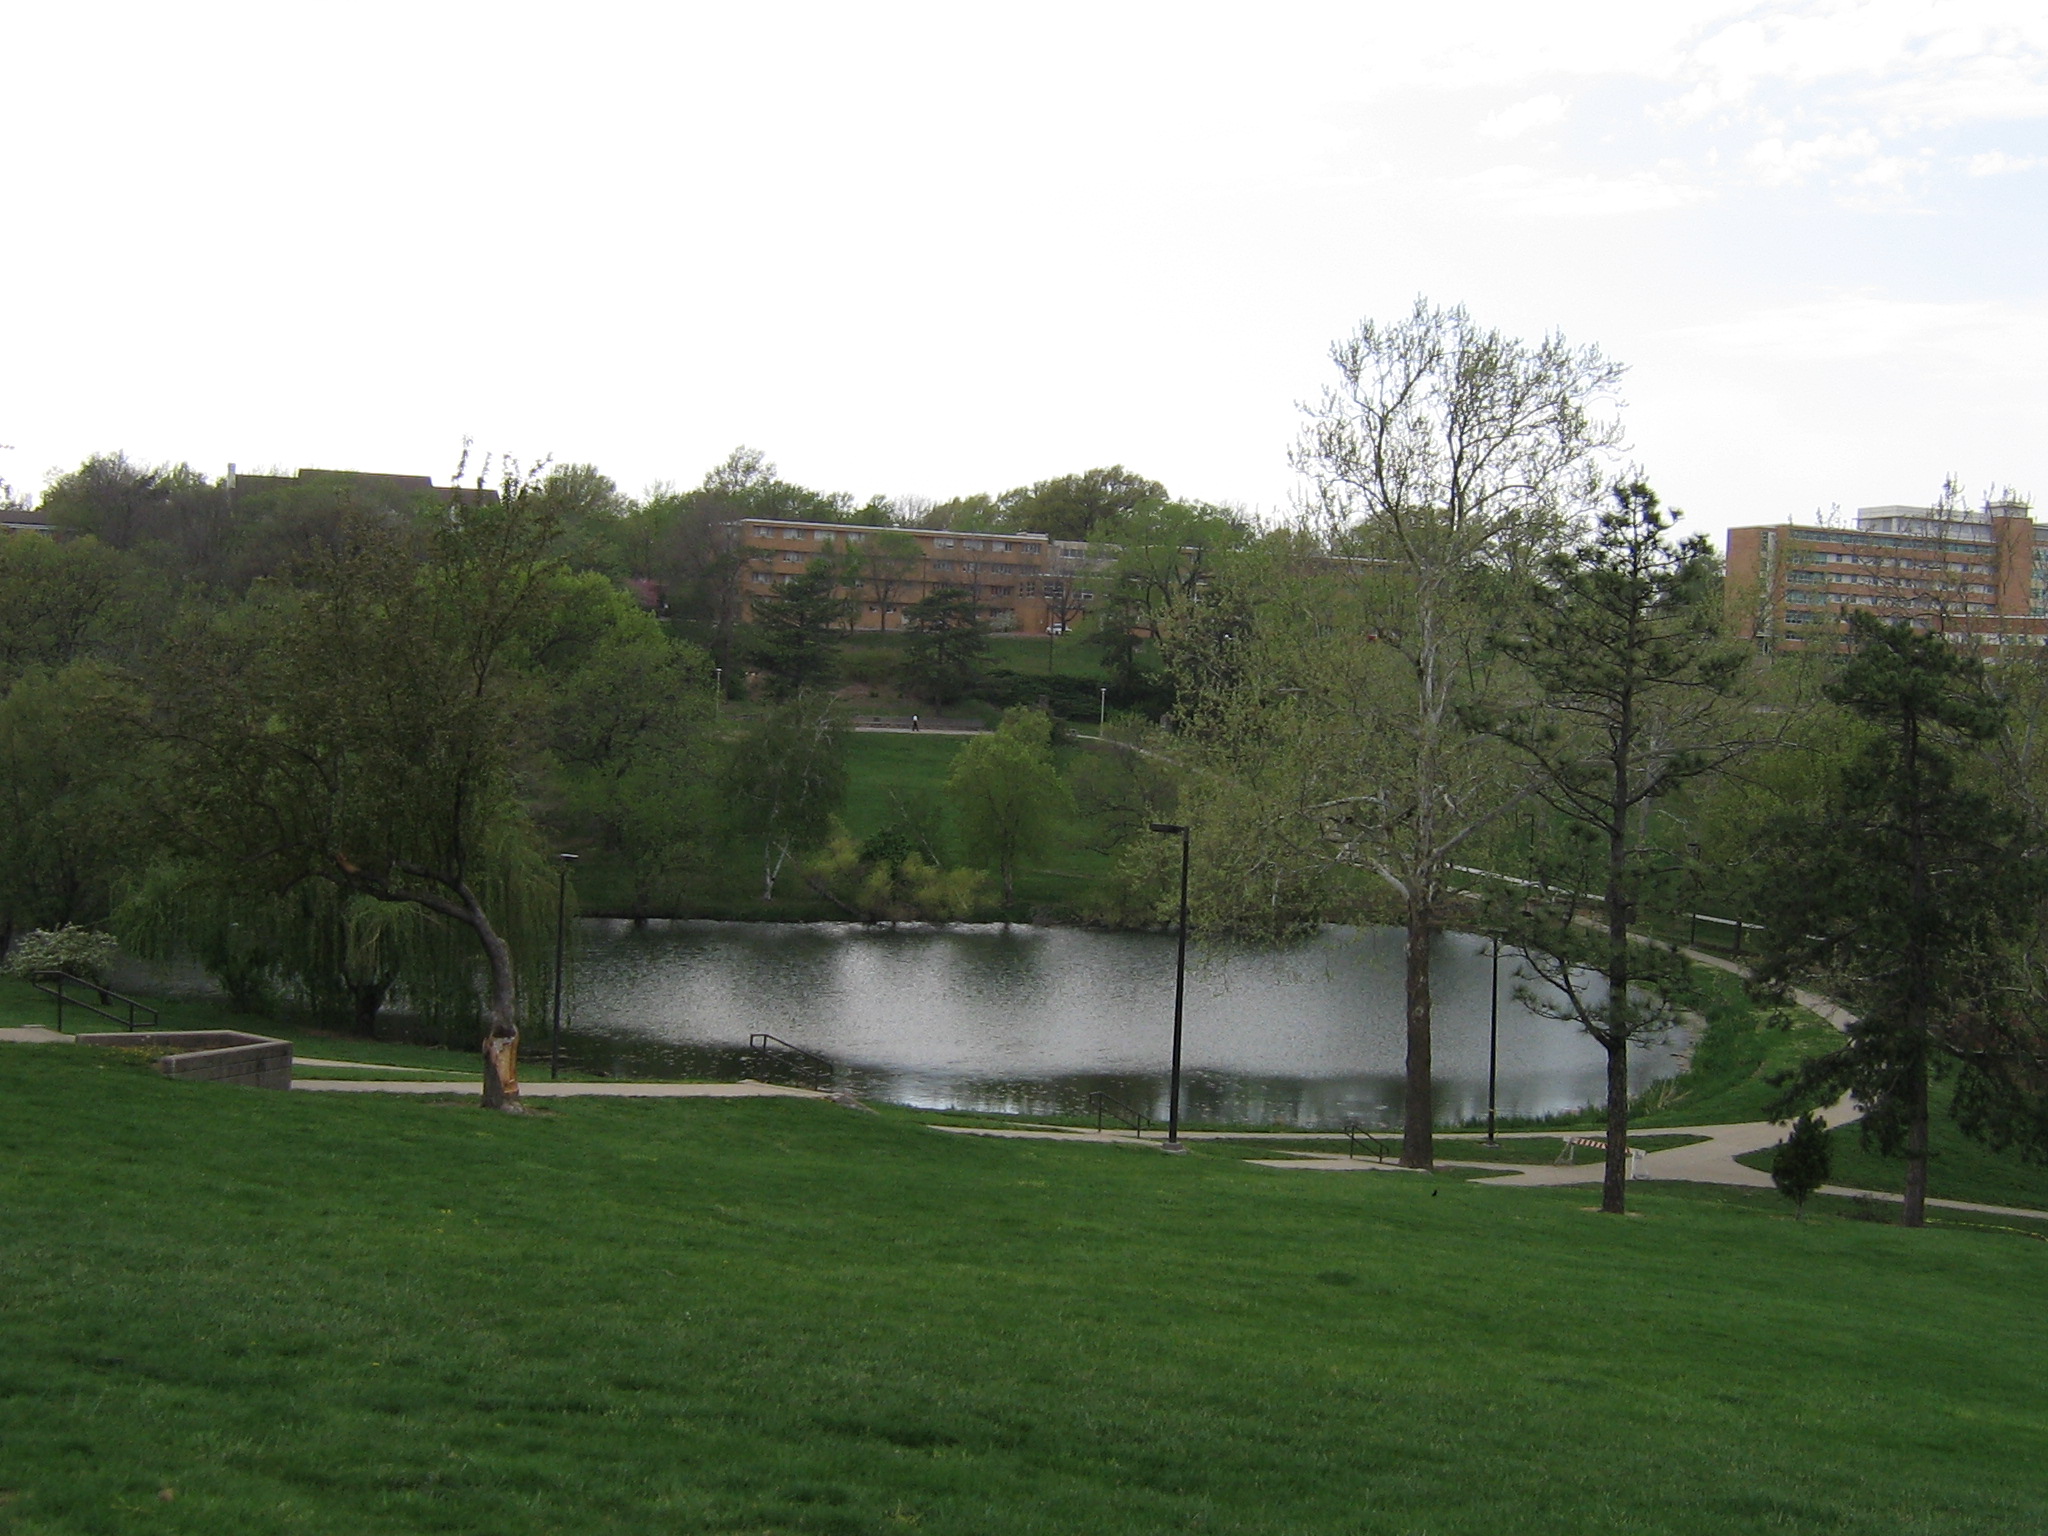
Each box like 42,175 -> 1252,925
292,1078 -> 829,1100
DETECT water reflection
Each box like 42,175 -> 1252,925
560,920 -> 1685,1129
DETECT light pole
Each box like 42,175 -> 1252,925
1149,822 -> 1191,1153
1485,933 -> 1501,1145
713,666 -> 723,702
1099,686 -> 1107,727
550,853 -> 578,1081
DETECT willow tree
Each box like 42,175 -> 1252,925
1289,299 -> 1623,1168
149,483 -> 563,1109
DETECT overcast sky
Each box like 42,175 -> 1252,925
7,1 -> 2046,541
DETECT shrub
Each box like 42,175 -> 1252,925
3,924 -> 120,983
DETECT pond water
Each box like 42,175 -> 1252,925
557,920 -> 1685,1129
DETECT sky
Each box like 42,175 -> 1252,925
6,0 -> 2047,543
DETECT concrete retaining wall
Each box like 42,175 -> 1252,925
75,1030 -> 293,1089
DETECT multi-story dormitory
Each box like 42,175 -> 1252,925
1725,496 -> 2048,649
735,518 -> 1117,635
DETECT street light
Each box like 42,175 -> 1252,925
550,853 -> 578,1081
713,666 -> 723,702
1149,822 -> 1192,1153
1099,686 -> 1107,727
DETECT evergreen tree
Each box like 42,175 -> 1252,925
1755,613 -> 2042,1227
1488,483 -> 1752,1215
1771,1112 -> 1834,1217
901,587 -> 987,704
747,562 -> 854,699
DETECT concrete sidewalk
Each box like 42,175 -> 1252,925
292,1078 -> 830,1099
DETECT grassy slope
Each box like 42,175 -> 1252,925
3,1047 -> 2045,1536
1734,1080 -> 2048,1213
581,730 -> 1117,922
1483,965 -> 1841,1135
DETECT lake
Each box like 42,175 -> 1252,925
558,919 -> 1685,1129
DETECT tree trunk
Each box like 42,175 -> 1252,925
455,891 -> 521,1113
1902,1054 -> 1930,1228
1601,1036 -> 1630,1214
1402,895 -> 1434,1169
350,978 -> 390,1037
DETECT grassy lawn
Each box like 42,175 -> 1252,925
4,1046 -> 2046,1535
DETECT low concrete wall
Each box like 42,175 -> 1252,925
75,1030 -> 293,1089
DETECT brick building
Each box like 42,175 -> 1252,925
1725,497 -> 2045,649
736,519 -> 1114,635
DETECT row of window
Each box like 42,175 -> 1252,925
1788,569 -> 1996,596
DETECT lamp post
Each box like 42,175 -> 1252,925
1485,933 -> 1501,1145
1149,822 -> 1192,1153
1099,686 -> 1107,727
550,853 -> 578,1081
713,666 -> 723,702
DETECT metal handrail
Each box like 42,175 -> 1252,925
1343,1121 -> 1391,1162
1087,1090 -> 1152,1137
30,971 -> 160,1034
746,1032 -> 833,1086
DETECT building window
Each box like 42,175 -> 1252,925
783,528 -> 804,540
963,539 -> 983,550
783,551 -> 803,564
936,537 -> 955,547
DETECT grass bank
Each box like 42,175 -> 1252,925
578,729 -> 1122,923
3,1045 -> 2045,1534
1735,1078 -> 2048,1213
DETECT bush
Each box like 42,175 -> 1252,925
3,924 -> 120,983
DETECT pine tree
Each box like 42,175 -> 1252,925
1771,1112 -> 1834,1217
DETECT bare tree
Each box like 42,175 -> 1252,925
1291,298 -> 1624,1168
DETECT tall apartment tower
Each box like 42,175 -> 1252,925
1725,497 -> 2042,649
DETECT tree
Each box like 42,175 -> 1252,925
746,561 -> 854,698
856,528 -> 924,631
1487,484 -> 1752,1214
722,693 -> 848,900
40,453 -> 226,574
0,661 -> 147,956
995,466 -> 1167,542
901,587 -> 987,705
543,575 -> 718,916
0,535 -> 141,682
946,709 -> 1073,904
1290,298 -> 1624,1168
1094,500 -> 1252,642
1772,1112 -> 1834,1217
148,484 -> 565,1109
1754,614 -> 2042,1226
